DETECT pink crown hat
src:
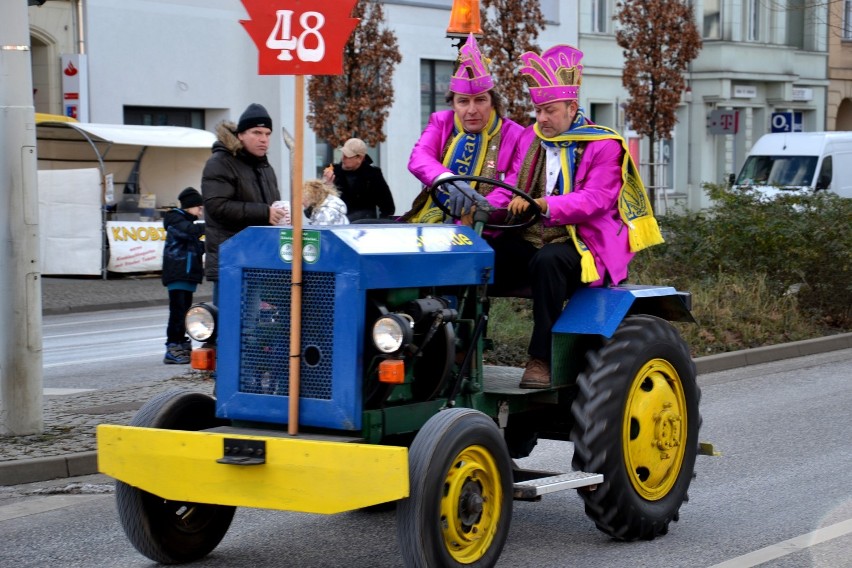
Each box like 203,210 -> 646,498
448,33 -> 495,96
520,44 -> 584,105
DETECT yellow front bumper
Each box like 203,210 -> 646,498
97,425 -> 409,514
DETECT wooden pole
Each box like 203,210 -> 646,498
288,74 -> 305,435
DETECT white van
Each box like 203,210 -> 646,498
733,132 -> 852,198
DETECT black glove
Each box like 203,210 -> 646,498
442,180 -> 489,217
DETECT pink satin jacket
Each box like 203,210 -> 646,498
408,110 -> 523,187
487,125 -> 634,287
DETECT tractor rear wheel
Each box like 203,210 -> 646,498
570,315 -> 700,540
115,389 -> 235,563
397,408 -> 513,567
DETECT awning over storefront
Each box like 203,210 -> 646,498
35,121 -> 216,276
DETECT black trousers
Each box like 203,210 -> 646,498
488,232 -> 582,361
166,288 -> 194,345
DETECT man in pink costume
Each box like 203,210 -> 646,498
403,33 -> 523,222
484,44 -> 663,388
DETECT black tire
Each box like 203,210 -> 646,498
570,315 -> 701,541
115,390 -> 235,564
397,408 -> 513,567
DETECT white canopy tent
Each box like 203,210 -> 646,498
36,121 -> 216,276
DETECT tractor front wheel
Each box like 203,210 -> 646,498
570,315 -> 701,540
115,390 -> 235,564
397,408 -> 513,567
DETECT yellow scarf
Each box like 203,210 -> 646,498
534,122 -> 664,282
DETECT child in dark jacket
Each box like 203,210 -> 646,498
161,187 -> 205,364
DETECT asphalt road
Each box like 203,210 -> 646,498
43,305 -> 193,392
2,349 -> 850,567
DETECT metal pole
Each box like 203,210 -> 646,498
0,0 -> 44,435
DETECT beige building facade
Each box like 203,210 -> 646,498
827,0 -> 852,131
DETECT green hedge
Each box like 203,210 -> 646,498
487,185 -> 851,365
638,185 -> 852,326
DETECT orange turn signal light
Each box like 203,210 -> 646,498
446,0 -> 482,37
191,347 -> 216,371
378,359 -> 405,384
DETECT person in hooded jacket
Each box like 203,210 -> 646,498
161,187 -> 205,364
201,103 -> 285,304
303,179 -> 350,225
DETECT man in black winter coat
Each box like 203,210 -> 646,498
201,103 -> 285,304
322,138 -> 395,222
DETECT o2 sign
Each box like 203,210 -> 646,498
771,111 -> 803,133
240,0 -> 359,75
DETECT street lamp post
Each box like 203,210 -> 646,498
0,0 -> 44,435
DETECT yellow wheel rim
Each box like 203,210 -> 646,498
622,358 -> 687,501
440,445 -> 503,564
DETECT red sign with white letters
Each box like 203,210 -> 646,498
240,0 -> 359,76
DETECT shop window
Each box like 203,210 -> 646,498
314,140 -> 381,179
124,106 -> 205,129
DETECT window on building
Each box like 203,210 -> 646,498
590,102 -> 615,129
124,107 -> 205,129
746,0 -> 760,42
420,59 -> 454,130
703,0 -> 721,39
314,140 -> 381,179
786,1 -> 805,49
592,0 -> 609,34
844,1 -> 852,40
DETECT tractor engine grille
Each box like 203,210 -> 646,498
238,268 -> 336,400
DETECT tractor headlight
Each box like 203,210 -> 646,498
185,302 -> 218,343
372,314 -> 412,354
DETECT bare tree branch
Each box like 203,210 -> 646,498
306,0 -> 402,147
479,0 -> 546,125
615,0 -> 701,195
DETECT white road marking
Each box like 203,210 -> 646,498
44,324 -> 163,339
0,494 -> 109,522
43,312 -> 162,329
708,517 -> 852,567
43,388 -> 96,395
43,350 -> 163,368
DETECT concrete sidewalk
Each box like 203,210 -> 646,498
1,274 -> 850,486
41,274 -> 212,316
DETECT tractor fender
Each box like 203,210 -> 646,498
552,285 -> 695,339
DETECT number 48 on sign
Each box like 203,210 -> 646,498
240,0 -> 359,76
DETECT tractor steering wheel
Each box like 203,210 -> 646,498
428,175 -> 541,230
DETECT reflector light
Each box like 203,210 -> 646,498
378,359 -> 405,384
191,347 -> 216,371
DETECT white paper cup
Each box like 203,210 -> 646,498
272,200 -> 291,226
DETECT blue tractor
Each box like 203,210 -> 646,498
98,179 -> 704,567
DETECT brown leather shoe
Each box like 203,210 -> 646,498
519,358 -> 550,389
